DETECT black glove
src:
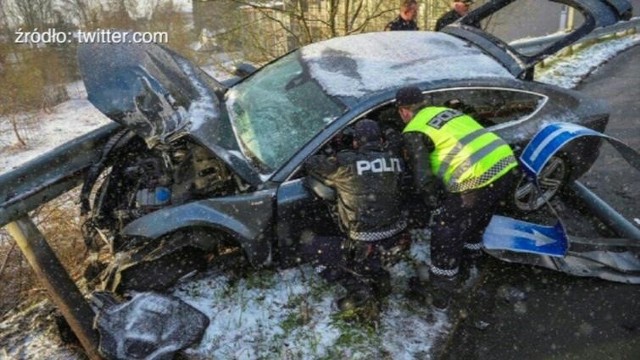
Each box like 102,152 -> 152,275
422,180 -> 445,207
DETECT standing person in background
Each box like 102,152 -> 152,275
394,86 -> 518,311
385,0 -> 419,31
435,0 -> 480,31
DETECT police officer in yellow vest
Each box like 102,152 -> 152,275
395,86 -> 519,310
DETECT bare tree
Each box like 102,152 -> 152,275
0,0 -> 9,29
123,0 -> 160,21
11,0 -> 55,29
59,0 -> 95,27
216,0 -> 396,60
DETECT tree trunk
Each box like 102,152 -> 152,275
11,116 -> 27,147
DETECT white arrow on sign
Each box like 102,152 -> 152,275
486,227 -> 557,247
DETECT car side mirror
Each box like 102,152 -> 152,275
305,176 -> 336,202
232,63 -> 257,78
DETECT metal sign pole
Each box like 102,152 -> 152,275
5,216 -> 103,360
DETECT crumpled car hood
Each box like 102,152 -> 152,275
78,38 -> 261,185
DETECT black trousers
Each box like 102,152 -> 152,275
430,170 -> 518,276
300,232 -> 410,293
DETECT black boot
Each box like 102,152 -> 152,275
337,289 -> 380,323
337,286 -> 375,311
408,271 -> 459,311
461,248 -> 486,287
367,268 -> 392,300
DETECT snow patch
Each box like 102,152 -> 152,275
0,94 -> 110,175
536,34 -> 640,89
302,32 -> 513,98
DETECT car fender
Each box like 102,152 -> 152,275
122,189 -> 275,266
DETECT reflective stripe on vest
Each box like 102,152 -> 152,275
403,106 -> 518,192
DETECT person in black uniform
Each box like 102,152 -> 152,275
304,119 -> 408,320
385,0 -> 419,31
435,0 -> 480,31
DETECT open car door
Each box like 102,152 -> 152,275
441,0 -> 633,79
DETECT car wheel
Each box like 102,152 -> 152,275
513,156 -> 568,212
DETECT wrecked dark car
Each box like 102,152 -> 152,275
69,0 -> 634,293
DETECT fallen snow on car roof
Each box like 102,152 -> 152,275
301,31 -> 513,98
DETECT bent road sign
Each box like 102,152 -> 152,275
520,122 -> 640,180
483,215 -> 568,257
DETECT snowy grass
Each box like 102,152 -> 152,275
0,83 -> 110,175
170,237 -> 447,360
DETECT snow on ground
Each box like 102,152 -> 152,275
0,81 -> 110,175
172,254 -> 449,360
1,33 -> 639,360
536,33 -> 640,88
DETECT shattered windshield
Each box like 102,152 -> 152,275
226,51 -> 346,172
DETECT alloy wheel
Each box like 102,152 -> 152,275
513,156 -> 568,211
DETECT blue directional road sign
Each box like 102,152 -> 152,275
483,215 -> 568,257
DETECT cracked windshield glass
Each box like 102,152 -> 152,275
226,51 -> 346,171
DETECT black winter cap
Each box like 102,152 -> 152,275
353,118 -> 381,143
395,86 -> 424,107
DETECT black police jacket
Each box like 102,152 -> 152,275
385,16 -> 419,31
305,142 -> 406,241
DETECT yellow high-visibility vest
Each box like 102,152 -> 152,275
403,106 -> 517,192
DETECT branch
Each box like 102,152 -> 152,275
229,0 -> 317,45
328,0 -> 339,37
296,0 -> 313,44
0,241 -> 17,278
348,0 -> 365,32
254,6 -> 302,45
348,8 -> 395,34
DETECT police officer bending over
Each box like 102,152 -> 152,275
395,86 -> 518,310
304,119 -> 408,321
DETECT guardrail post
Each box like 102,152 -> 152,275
567,181 -> 640,241
5,216 -> 103,360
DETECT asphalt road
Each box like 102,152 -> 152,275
577,45 -> 640,227
439,45 -> 640,360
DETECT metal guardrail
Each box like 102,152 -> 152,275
0,123 -> 120,226
510,16 -> 640,54
0,124 -> 119,360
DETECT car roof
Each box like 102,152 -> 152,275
299,31 -> 514,99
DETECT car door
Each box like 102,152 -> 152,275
275,177 -> 339,267
441,0 -> 632,79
